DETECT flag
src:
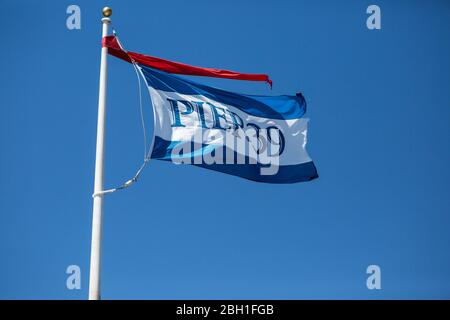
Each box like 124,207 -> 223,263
137,65 -> 318,183
103,36 -> 272,87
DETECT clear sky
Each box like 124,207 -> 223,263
0,0 -> 449,299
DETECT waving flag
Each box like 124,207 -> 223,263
103,35 -> 317,183
103,36 -> 272,87
137,65 -> 318,183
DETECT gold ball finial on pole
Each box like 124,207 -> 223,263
102,7 -> 112,17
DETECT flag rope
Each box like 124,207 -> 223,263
92,31 -> 153,198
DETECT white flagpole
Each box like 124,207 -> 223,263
89,7 -> 112,300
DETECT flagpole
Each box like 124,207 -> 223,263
89,7 -> 112,300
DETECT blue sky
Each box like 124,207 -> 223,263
0,0 -> 449,299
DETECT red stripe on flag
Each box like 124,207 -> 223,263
102,36 -> 272,88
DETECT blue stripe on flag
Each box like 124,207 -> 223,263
139,64 -> 306,120
151,136 -> 318,183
